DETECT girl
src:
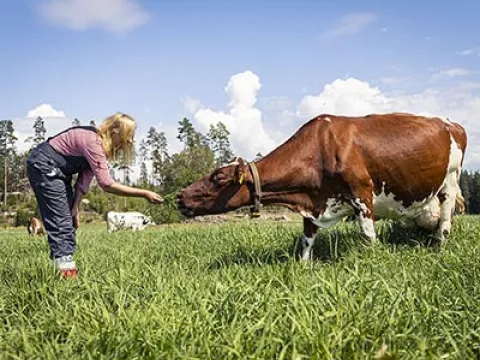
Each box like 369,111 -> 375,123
26,112 -> 164,278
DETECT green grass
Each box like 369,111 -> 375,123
1,216 -> 480,359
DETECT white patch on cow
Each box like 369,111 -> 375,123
352,198 -> 377,241
360,216 -> 376,240
301,197 -> 354,228
436,133 -> 464,240
300,235 -> 315,261
372,184 -> 439,228
323,116 -> 331,122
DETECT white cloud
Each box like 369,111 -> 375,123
181,96 -> 201,114
380,76 -> 412,85
297,78 -> 393,117
457,48 -> 475,56
186,71 -> 277,160
37,0 -> 149,34
320,13 -> 377,39
258,96 -> 293,113
388,65 -> 402,73
13,104 -> 72,153
459,81 -> 480,90
431,68 -> 470,81
26,103 -> 67,118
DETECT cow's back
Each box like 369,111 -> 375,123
319,113 -> 464,207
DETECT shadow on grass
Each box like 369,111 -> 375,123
376,220 -> 442,248
207,220 -> 442,270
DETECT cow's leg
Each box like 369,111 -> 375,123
300,217 -> 318,261
350,190 -> 377,244
436,177 -> 458,243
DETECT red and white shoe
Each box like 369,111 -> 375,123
60,268 -> 78,278
53,255 -> 78,279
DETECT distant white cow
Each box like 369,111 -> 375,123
107,211 -> 156,233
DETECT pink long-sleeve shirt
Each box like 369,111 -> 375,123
48,128 -> 115,194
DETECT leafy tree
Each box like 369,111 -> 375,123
163,145 -> 214,194
89,120 -> 96,127
72,118 -> 81,127
9,151 -> 29,194
162,119 -> 215,194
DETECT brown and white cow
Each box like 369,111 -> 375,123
177,113 -> 467,260
27,216 -> 45,236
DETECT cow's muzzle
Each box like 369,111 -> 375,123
176,191 -> 195,218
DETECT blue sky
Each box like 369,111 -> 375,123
1,0 -> 480,169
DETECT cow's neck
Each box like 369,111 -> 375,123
252,152 -> 316,213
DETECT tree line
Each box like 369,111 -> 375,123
459,170 -> 480,214
1,116 -> 479,226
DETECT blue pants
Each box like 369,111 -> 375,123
27,143 -> 76,259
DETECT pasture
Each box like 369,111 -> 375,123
1,216 -> 480,359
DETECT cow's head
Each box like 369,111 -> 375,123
143,216 -> 156,226
177,157 -> 254,217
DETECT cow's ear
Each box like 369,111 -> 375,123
234,158 -> 247,184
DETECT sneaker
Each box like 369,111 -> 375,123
60,268 -> 78,278
53,255 -> 78,278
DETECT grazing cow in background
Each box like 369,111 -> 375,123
27,216 -> 45,236
177,112 -> 467,260
107,211 -> 155,233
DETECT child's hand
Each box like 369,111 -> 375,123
144,191 -> 164,204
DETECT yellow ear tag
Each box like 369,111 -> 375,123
238,174 -> 245,184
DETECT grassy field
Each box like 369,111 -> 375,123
1,215 -> 480,359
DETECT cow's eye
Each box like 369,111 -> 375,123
211,173 -> 226,187
211,174 -> 219,185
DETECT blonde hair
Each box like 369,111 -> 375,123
97,112 -> 136,165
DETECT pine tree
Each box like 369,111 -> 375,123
470,172 -> 480,214
177,117 -> 205,149
0,120 -> 17,206
72,118 -> 81,127
138,138 -> 149,186
32,116 -> 47,147
147,127 -> 169,187
207,122 -> 233,166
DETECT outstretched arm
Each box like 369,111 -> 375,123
104,182 -> 164,204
